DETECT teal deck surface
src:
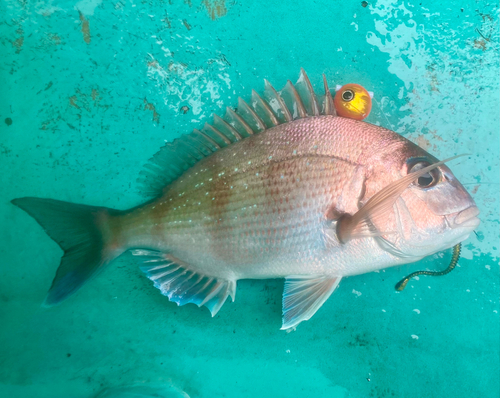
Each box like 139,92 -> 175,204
1,1 -> 499,397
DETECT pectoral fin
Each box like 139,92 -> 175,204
281,275 -> 342,330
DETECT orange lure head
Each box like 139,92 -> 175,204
334,83 -> 372,120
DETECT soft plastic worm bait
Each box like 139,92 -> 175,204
395,243 -> 462,291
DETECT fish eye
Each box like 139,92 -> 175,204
342,89 -> 355,102
407,159 -> 441,188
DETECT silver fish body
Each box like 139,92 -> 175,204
12,71 -> 480,329
119,116 -> 423,278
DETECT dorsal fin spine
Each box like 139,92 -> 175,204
300,68 -> 320,116
203,122 -> 232,145
251,89 -> 279,127
190,130 -> 220,152
185,132 -> 214,156
225,107 -> 254,136
170,145 -> 195,166
213,114 -> 243,141
193,129 -> 221,149
264,79 -> 293,122
238,97 -> 266,132
322,74 -> 336,116
178,136 -> 208,159
285,80 -> 307,118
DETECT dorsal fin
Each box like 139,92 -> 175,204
138,70 -> 341,198
251,89 -> 279,127
295,68 -> 320,116
280,80 -> 307,119
225,106 -> 254,137
263,79 -> 292,123
237,97 -> 266,132
322,74 -> 336,116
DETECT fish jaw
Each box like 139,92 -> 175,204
447,206 -> 480,230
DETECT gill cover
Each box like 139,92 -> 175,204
337,155 -> 464,243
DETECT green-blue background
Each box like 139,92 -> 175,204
1,0 -> 498,397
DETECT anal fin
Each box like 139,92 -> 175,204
281,275 -> 342,330
133,250 -> 236,316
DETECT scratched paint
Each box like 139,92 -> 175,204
0,1 -> 498,398
203,0 -> 228,20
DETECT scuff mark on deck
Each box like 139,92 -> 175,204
79,11 -> 91,44
183,19 -> 192,30
69,95 -> 80,109
203,0 -> 227,20
144,98 -> 160,123
12,27 -> 24,54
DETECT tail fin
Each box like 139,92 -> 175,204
11,197 -> 123,306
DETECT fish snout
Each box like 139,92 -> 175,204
449,206 -> 480,230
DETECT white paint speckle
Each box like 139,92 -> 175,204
352,289 -> 362,297
411,335 -> 419,340
413,309 -> 420,314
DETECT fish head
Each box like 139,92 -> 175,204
364,141 -> 480,259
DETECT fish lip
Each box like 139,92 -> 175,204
451,206 -> 480,229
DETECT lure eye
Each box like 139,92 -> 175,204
342,89 -> 355,102
334,84 -> 372,120
408,160 -> 441,188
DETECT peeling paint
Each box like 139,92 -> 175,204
12,27 -> 24,53
68,89 -> 108,113
91,88 -> 100,103
162,12 -> 172,28
79,11 -> 91,44
473,38 -> 487,51
69,95 -> 80,109
203,0 -> 227,20
49,33 -> 62,45
143,98 -> 160,123
183,19 -> 192,30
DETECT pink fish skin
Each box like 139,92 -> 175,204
12,71 -> 479,329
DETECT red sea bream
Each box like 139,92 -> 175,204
12,70 -> 480,330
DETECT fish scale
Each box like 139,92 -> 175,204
11,70 -> 479,329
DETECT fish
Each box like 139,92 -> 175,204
11,69 -> 480,330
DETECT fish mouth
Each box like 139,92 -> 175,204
450,206 -> 480,230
